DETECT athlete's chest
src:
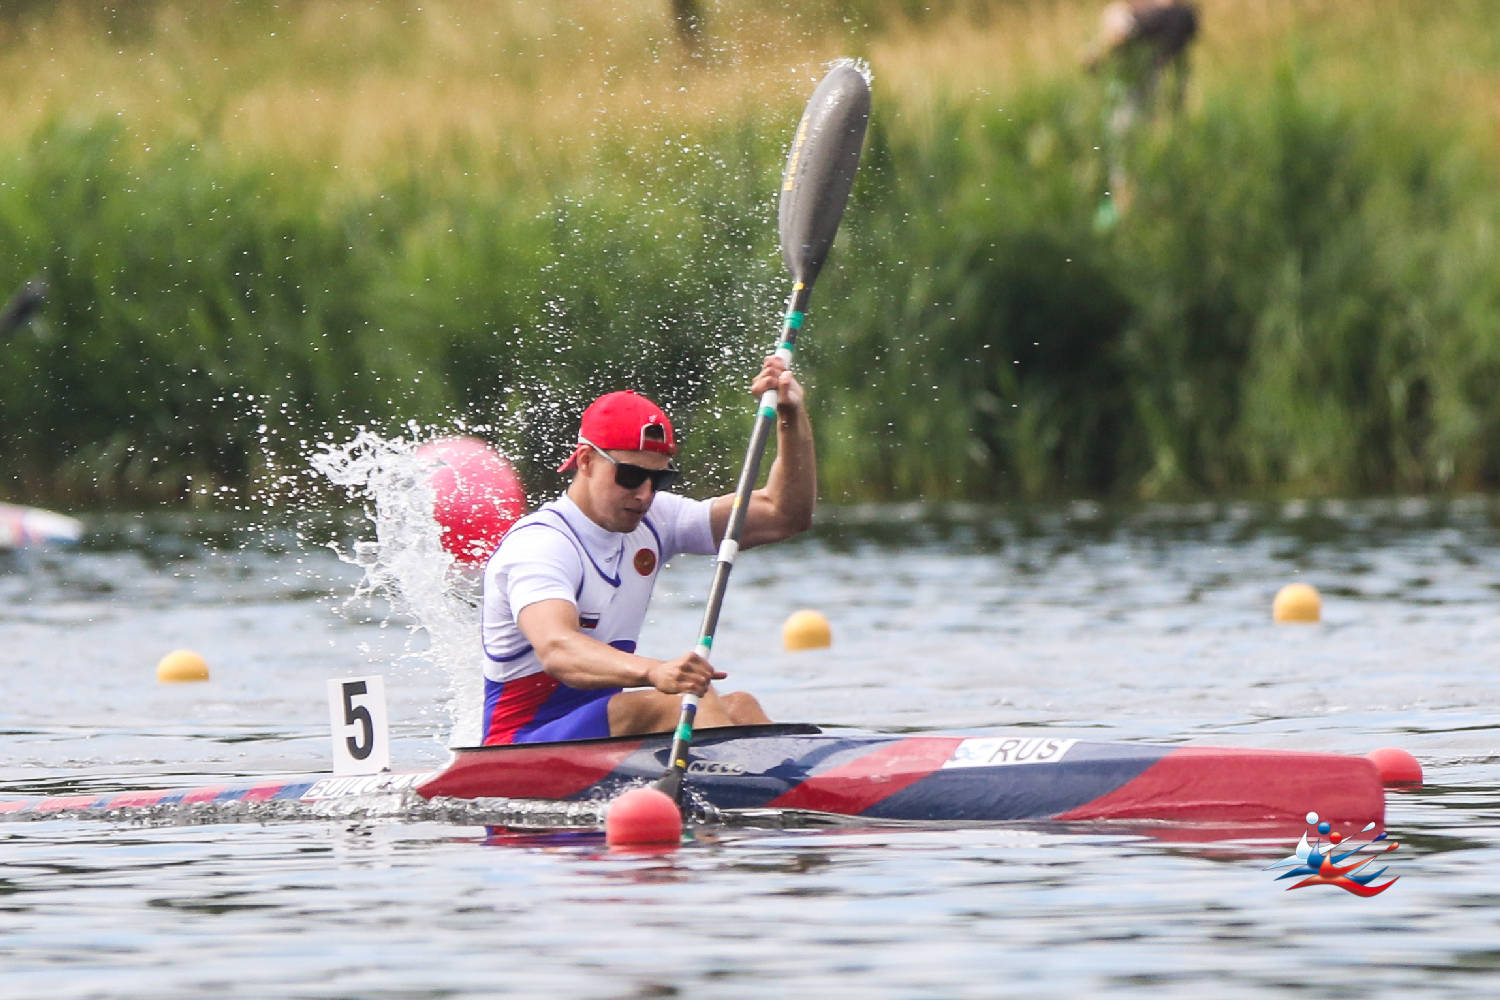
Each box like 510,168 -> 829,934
573,531 -> 662,631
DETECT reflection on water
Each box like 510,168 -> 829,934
0,497 -> 1496,996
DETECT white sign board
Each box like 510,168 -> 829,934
327,675 -> 391,775
941,737 -> 1077,769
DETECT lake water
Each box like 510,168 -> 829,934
2,491 -> 1498,998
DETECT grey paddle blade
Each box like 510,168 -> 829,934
778,60 -> 871,287
653,768 -> 684,806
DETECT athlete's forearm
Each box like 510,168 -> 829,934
763,400 -> 816,530
535,631 -> 652,690
733,401 -> 815,549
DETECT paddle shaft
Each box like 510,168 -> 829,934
651,60 -> 869,805
655,281 -> 811,803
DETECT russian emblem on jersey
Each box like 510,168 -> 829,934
633,548 -> 657,576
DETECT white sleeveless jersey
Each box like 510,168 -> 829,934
480,491 -> 715,681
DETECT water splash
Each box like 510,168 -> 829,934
828,56 -> 874,88
0,785 -> 853,833
309,427 -> 486,747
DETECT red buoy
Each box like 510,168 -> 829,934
1366,747 -> 1423,787
416,436 -> 526,564
605,787 -> 683,847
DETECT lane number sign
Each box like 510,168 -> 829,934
327,676 -> 391,775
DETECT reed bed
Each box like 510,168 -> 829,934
0,0 -> 1496,504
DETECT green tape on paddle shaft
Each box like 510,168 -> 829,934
759,405 -> 776,420
784,311 -> 805,329
777,341 -> 796,353
675,723 -> 694,742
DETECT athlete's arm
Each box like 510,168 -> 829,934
711,355 -> 816,550
516,598 -> 725,695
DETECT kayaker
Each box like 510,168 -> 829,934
478,356 -> 815,745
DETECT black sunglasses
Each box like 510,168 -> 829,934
587,444 -> 680,492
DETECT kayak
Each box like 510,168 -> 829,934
420,725 -> 1391,825
0,724 -> 1398,833
0,503 -> 83,549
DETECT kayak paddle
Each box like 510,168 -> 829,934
653,60 -> 871,806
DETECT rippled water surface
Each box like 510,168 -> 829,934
2,497 -> 1498,998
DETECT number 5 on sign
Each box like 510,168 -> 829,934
327,676 -> 391,775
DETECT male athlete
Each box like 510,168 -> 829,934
478,357 -> 815,745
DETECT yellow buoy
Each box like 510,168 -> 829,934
157,649 -> 210,683
782,609 -> 832,651
1272,583 -> 1322,623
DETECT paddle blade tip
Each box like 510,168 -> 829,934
605,786 -> 683,848
825,56 -> 873,89
778,58 -> 873,286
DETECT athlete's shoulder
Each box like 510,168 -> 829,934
646,490 -> 713,524
643,491 -> 715,558
491,503 -> 581,566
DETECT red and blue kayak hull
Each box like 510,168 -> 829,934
0,503 -> 82,549
417,724 -> 1387,826
1,725 -> 1387,831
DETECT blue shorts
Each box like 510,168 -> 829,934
511,685 -> 619,743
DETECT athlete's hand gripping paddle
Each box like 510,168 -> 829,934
647,60 -> 871,812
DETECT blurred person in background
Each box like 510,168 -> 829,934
1085,0 -> 1199,227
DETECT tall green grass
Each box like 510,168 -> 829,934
815,55 -> 1500,500
0,1 -> 1497,505
0,113 -> 789,504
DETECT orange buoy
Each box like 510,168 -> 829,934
782,609 -> 832,651
1272,582 -> 1322,623
156,649 -> 210,683
604,786 -> 683,847
1366,747 -> 1423,787
417,436 -> 526,564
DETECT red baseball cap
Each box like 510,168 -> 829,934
557,390 -> 677,472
